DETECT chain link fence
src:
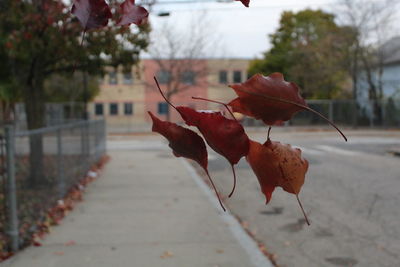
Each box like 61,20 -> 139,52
242,99 -> 400,128
0,120 -> 106,258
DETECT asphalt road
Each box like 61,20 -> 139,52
206,129 -> 400,267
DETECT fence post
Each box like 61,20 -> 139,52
80,122 -> 88,173
57,128 -> 65,198
94,121 -> 101,162
5,125 -> 19,252
99,119 -> 107,157
328,101 -> 334,122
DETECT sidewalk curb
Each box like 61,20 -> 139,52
181,159 -> 274,267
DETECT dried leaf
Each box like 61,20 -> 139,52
148,111 -> 208,170
246,139 -> 308,202
177,107 -> 249,167
236,0 -> 250,7
117,0 -> 149,26
148,111 -> 226,211
160,251 -> 174,259
246,139 -> 310,224
71,0 -> 112,31
229,73 -> 306,125
229,73 -> 347,141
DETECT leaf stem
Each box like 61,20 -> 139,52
80,30 -> 86,47
192,97 -> 238,122
296,194 -> 310,226
232,87 -> 347,142
154,76 -> 178,111
205,170 -> 226,212
278,165 -> 310,225
228,164 -> 237,198
267,126 -> 272,140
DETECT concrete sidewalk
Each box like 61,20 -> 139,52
2,139 -> 271,267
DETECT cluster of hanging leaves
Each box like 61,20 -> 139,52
69,0 -> 347,224
71,0 -> 149,39
150,72 -> 347,224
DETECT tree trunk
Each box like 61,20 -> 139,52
24,83 -> 46,186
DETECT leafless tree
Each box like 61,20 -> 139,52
335,0 -> 400,124
148,12 -> 221,121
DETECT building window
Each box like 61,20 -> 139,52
124,102 -> 133,115
181,71 -> 195,85
95,103 -> 103,116
219,70 -> 227,84
158,102 -> 169,115
157,70 -> 171,84
109,103 -> 118,115
233,71 -> 242,83
109,71 -> 118,85
123,72 -> 133,85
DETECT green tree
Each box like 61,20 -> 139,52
43,72 -> 101,119
249,9 -> 352,99
0,0 -> 150,184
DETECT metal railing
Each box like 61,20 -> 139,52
0,120 -> 106,257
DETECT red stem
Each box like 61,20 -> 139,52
278,165 -> 310,225
153,76 -> 178,111
192,97 -> 238,122
232,87 -> 347,142
296,194 -> 310,226
228,164 -> 237,198
205,170 -> 226,212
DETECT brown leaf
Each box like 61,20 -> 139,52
117,0 -> 149,26
229,73 -> 306,125
71,0 -> 112,31
64,240 -> 76,246
246,139 -> 308,203
246,139 -> 310,224
160,251 -> 174,259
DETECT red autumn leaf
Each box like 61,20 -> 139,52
153,78 -> 249,197
148,111 -> 207,169
246,139 -> 310,224
229,73 -> 306,125
71,0 -> 112,31
177,106 -> 249,197
177,106 -> 249,166
117,0 -> 149,26
236,0 -> 250,7
229,73 -> 347,141
148,111 -> 226,211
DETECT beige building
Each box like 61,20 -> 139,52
90,58 -> 250,133
206,58 -> 250,109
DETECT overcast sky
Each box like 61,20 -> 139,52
144,0 -> 400,59
145,0 -> 341,59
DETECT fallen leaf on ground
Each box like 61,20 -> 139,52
160,251 -> 174,259
216,249 -> 224,254
64,240 -> 76,246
